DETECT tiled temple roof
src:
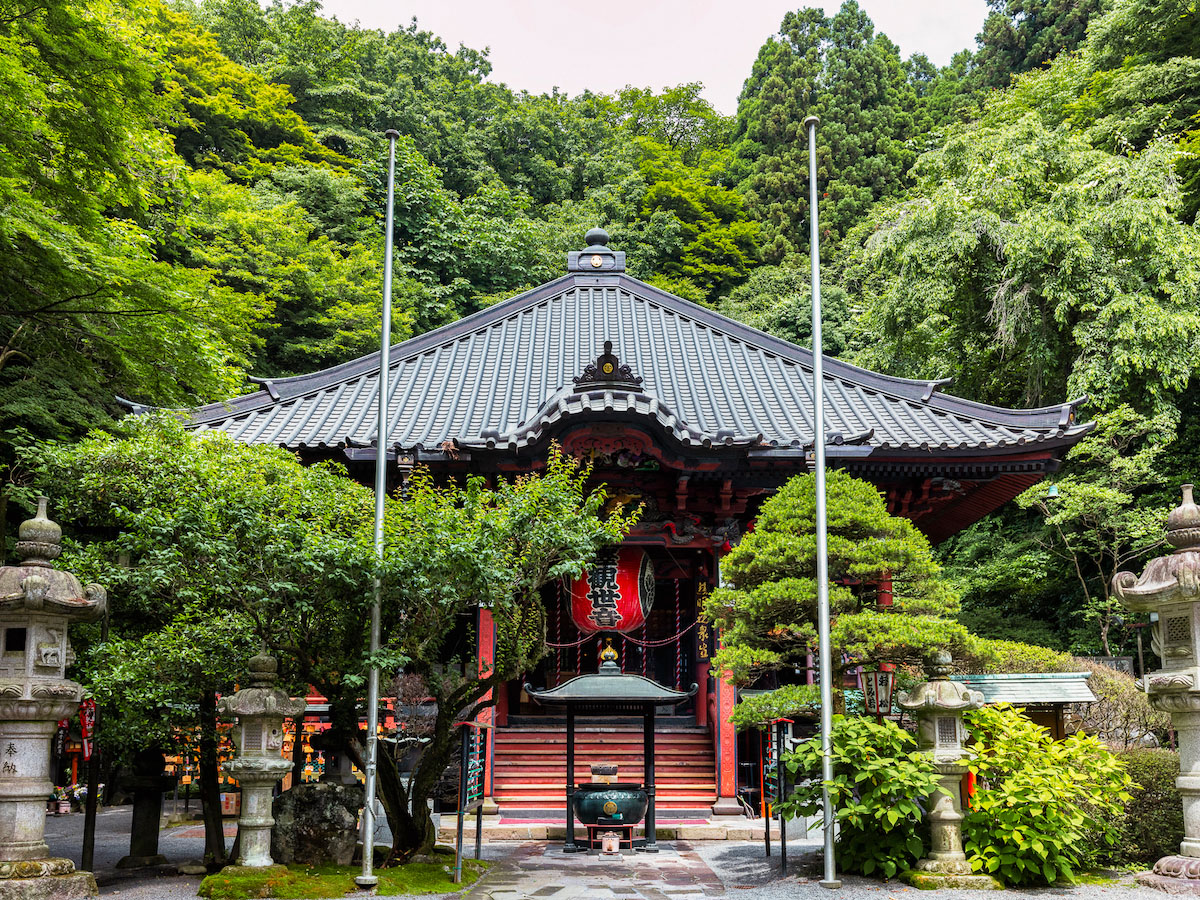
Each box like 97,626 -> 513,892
188,242 -> 1089,458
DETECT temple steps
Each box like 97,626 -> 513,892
491,723 -> 717,817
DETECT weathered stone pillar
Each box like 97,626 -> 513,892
115,749 -> 172,868
217,653 -> 306,868
897,651 -> 997,889
0,497 -> 105,899
1113,484 -> 1200,891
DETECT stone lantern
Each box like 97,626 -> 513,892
0,496 -> 105,899
1113,484 -> 1200,890
897,650 -> 995,887
217,652 -> 306,868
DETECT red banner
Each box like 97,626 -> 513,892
79,699 -> 96,761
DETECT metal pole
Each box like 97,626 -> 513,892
778,722 -> 787,875
805,114 -> 841,891
356,128 -> 400,889
564,703 -> 580,852
640,704 -> 658,852
764,729 -> 771,858
454,726 -> 467,884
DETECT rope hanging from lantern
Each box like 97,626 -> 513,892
641,620 -> 648,677
545,621 -> 698,650
554,581 -> 562,686
545,633 -> 596,650
674,579 -> 682,690
618,620 -> 698,647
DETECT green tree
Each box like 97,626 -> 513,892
843,115 -> 1200,416
1013,407 -> 1173,655
28,416 -> 375,864
734,2 -> 919,261
972,0 -> 1110,90
0,0 -> 267,450
27,418 -> 634,862
703,470 -> 975,691
631,139 -> 761,298
733,7 -> 825,264
617,83 -> 730,165
717,266 -> 854,354
178,169 -> 398,376
371,455 -> 636,857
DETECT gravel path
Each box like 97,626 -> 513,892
697,838 -> 1163,899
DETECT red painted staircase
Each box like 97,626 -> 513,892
491,720 -> 717,817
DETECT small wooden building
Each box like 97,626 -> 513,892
950,672 -> 1097,739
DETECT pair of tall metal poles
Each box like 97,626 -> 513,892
356,128 -> 401,889
356,121 -> 837,886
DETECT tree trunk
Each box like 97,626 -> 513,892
345,726 -> 414,865
197,689 -> 227,867
389,677 -> 495,859
401,710 -> 456,858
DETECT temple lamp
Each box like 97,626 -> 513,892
859,664 -> 896,725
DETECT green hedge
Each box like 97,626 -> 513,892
1104,749 -> 1183,865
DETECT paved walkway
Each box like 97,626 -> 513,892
41,813 -> 1171,900
471,842 -> 724,900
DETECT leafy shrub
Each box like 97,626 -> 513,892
958,638 -> 1077,674
1105,749 -> 1183,864
780,715 -> 941,878
963,705 -> 1132,885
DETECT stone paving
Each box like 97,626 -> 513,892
469,841 -> 725,900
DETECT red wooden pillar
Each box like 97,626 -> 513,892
712,665 -> 741,816
477,607 -> 498,814
878,572 -> 893,607
712,547 -> 741,816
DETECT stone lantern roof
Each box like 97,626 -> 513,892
897,651 -> 984,714
218,653 -> 307,720
0,497 -> 106,621
1112,484 -> 1200,611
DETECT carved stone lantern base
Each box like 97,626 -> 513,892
901,870 -> 1002,891
1135,856 -> 1200,894
0,862 -> 98,900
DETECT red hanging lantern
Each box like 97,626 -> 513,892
568,547 -> 655,634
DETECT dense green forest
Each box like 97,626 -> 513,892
3,0 -> 1199,655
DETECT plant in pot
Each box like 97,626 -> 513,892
52,785 -> 71,815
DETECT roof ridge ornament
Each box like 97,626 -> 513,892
567,227 -> 626,273
574,341 -> 643,389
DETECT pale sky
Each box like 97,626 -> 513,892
314,0 -> 989,114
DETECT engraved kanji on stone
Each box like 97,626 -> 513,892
586,550 -> 622,629
1,761 -> 16,775
4,742 -> 15,756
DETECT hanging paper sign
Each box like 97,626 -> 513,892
568,547 -> 655,634
859,669 -> 895,717
79,699 -> 96,761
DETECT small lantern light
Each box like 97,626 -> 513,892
859,665 -> 896,724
